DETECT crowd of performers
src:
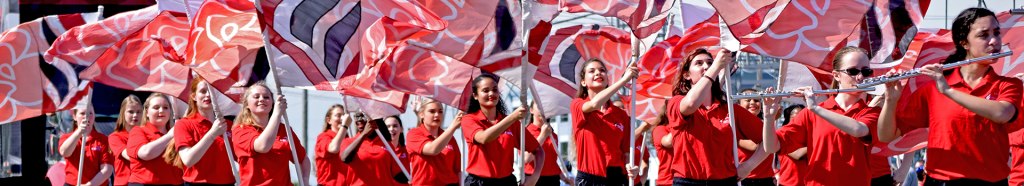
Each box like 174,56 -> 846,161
57,7 -> 1021,186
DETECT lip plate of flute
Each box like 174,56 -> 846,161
856,51 -> 1012,88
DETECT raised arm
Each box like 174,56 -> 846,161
422,112 -> 464,156
340,123 -> 376,163
178,119 -> 227,167
678,50 -> 733,115
473,107 -> 526,144
254,95 -> 287,153
59,123 -> 88,158
582,62 -> 638,113
877,70 -> 904,143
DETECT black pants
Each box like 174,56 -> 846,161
465,173 -> 518,186
871,174 -> 895,186
577,167 -> 627,186
741,177 -> 775,186
924,178 -> 1008,186
526,174 -> 562,186
672,176 -> 738,186
184,182 -> 233,186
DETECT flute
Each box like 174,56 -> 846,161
729,87 -> 876,100
857,51 -> 1013,88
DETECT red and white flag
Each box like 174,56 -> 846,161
45,5 -> 163,66
256,0 -> 445,91
530,24 -> 632,116
177,0 -> 264,96
78,11 -> 193,99
742,0 -> 871,67
372,43 -> 481,111
0,13 -> 97,123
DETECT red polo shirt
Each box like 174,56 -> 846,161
173,113 -> 236,184
777,152 -> 807,186
340,133 -> 403,186
60,130 -> 114,186
666,95 -> 763,180
127,123 -> 183,185
232,123 -> 307,186
776,97 -> 879,186
570,98 -> 630,177
462,111 -> 541,178
525,124 -> 561,176
652,125 -> 673,186
394,145 -> 410,186
108,130 -> 130,186
740,139 -> 773,179
896,67 -> 1024,182
315,130 -> 348,186
408,127 -> 461,186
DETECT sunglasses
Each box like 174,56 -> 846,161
837,68 -> 874,77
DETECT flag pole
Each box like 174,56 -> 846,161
375,128 -> 413,178
518,0 -> 531,183
203,82 -> 241,184
628,34 -> 639,186
726,51 -> 740,186
76,89 -> 92,186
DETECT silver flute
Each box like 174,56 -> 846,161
856,51 -> 1013,88
730,87 -> 876,100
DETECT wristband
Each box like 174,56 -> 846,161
702,74 -> 714,81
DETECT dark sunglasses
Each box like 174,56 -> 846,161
837,68 -> 874,77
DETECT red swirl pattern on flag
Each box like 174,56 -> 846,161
180,0 -> 264,96
45,5 -> 162,66
530,24 -> 631,116
742,0 -> 872,67
374,43 -> 479,111
79,11 -> 193,99
994,11 -> 1024,76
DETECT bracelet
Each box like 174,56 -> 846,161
702,74 -> 714,81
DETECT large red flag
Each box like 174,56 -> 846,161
0,13 -> 95,123
256,0 -> 445,91
530,24 -> 631,116
79,11 -> 193,99
993,11 -> 1024,76
742,0 -> 871,67
45,5 -> 163,66
372,43 -> 480,111
177,0 -> 264,96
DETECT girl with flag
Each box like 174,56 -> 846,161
570,58 -> 639,186
231,83 -> 311,186
525,104 -> 573,186
109,95 -> 142,186
59,104 -> 114,186
408,99 -> 463,186
173,77 -> 236,186
762,46 -> 885,186
878,7 -> 1022,185
384,115 -> 410,186
665,48 -> 767,185
338,113 -> 407,186
315,104 -> 350,186
127,93 -> 183,185
461,74 -> 545,186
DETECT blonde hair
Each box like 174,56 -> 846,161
323,104 -> 345,132
114,95 -> 143,133
416,99 -> 442,127
234,81 -> 274,130
139,93 -> 173,129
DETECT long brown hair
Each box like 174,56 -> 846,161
829,46 -> 868,90
113,95 -> 142,133
234,81 -> 274,130
575,59 -> 609,99
185,76 -> 207,118
671,48 -> 726,103
323,104 -> 345,132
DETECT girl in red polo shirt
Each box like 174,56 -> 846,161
570,58 -> 638,186
878,8 -> 1022,185
338,113 -> 407,186
737,88 -> 776,186
648,103 -> 673,186
461,74 -> 545,186
408,99 -> 463,186
109,95 -> 142,186
384,115 -> 411,186
776,105 -> 807,186
315,104 -> 350,186
665,48 -> 768,185
172,77 -> 235,186
525,105 -> 573,186
762,47 -> 887,186
231,83 -> 311,186
127,93 -> 183,185
60,104 -> 115,186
